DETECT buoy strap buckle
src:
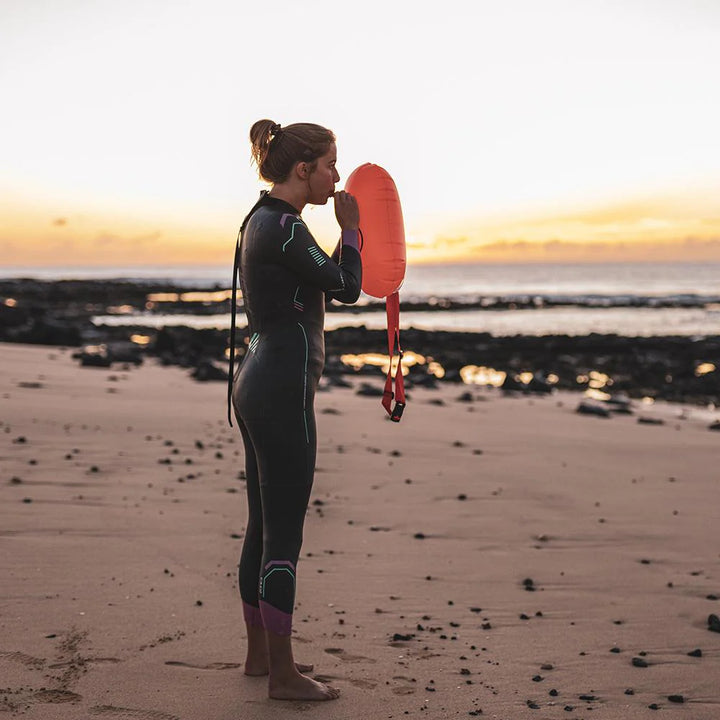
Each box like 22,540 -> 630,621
391,402 -> 405,422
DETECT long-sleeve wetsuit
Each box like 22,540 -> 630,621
229,192 -> 362,636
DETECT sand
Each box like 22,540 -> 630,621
1,341 -> 719,720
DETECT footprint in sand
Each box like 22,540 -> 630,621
391,674 -> 417,695
0,688 -> 82,712
34,689 -> 82,703
0,650 -> 47,669
49,657 -> 121,669
314,673 -> 378,689
349,678 -> 377,689
164,660 -> 242,670
323,648 -> 376,664
89,705 -> 180,720
392,686 -> 416,695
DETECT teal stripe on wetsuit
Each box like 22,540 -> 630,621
230,193 -> 362,636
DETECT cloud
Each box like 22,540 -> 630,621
463,236 -> 720,262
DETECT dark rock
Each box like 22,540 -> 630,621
191,360 -> 227,382
392,633 -> 415,642
605,393 -> 633,413
501,375 -> 525,393
80,350 -> 113,367
527,373 -> 553,394
356,382 -> 384,397
576,400 -> 610,417
325,375 -> 353,388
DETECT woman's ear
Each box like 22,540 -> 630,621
295,162 -> 309,180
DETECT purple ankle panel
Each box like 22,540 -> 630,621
341,229 -> 359,251
259,600 -> 293,637
242,601 -> 264,628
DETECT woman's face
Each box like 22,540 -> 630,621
306,142 -> 340,205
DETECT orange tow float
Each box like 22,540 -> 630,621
344,163 -> 407,421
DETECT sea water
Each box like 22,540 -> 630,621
3,261 -> 719,337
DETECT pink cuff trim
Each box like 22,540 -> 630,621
260,600 -> 293,637
341,229 -> 359,251
242,601 -> 264,628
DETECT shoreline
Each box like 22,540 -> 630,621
1,278 -> 719,406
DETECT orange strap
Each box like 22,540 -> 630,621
381,291 -> 406,422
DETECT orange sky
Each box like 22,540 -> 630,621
2,1 -> 719,268
2,188 -> 719,267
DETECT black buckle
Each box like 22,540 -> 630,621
391,402 -> 405,422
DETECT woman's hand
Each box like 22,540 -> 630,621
333,191 -> 359,231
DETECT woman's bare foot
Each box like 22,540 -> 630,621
244,659 -> 314,677
269,671 -> 339,701
243,622 -> 313,676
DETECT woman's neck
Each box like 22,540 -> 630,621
268,184 -> 306,214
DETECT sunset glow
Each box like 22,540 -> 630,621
2,0 -> 719,268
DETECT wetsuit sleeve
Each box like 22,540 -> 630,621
329,238 -> 342,264
276,220 -> 362,304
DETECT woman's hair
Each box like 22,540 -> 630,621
249,119 -> 335,183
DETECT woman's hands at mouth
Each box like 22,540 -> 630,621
333,191 -> 359,231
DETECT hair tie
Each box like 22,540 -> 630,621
270,123 -> 282,137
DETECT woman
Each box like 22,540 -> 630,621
227,119 -> 362,701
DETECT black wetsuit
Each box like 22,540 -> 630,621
228,192 -> 362,636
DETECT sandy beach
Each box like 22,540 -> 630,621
1,341 -> 719,720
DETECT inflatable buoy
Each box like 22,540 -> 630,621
345,164 -> 406,298
345,164 -> 407,421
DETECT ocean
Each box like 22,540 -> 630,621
3,261 -> 719,337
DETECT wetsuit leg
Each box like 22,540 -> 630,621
235,414 -> 265,628
233,321 -> 321,637
242,406 -> 317,636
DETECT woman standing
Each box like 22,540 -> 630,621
227,119 -> 362,701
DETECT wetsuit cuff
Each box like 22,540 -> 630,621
341,229 -> 359,251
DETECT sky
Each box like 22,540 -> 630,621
1,0 -> 719,267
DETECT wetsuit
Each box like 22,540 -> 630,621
228,191 -> 362,636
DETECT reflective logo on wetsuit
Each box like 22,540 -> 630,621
307,246 -> 326,266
